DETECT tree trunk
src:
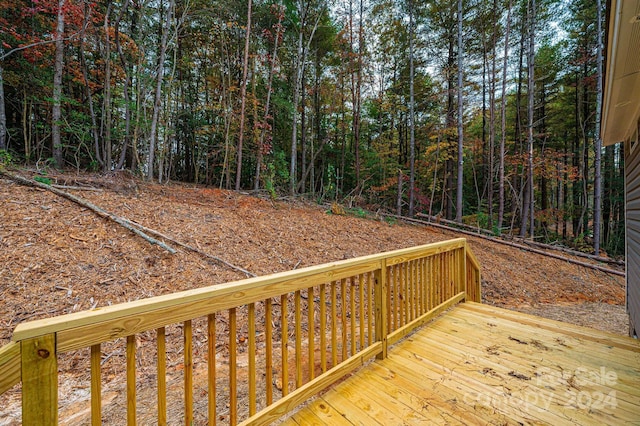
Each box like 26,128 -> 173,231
300,72 -> 307,192
115,0 -> 132,170
102,2 -> 113,172
148,0 -> 174,181
397,170 -> 403,216
0,66 -> 6,151
255,3 -> 283,190
512,21 -> 526,230
520,0 -> 535,238
603,144 -> 613,247
408,0 -> 416,217
487,0 -> 497,230
593,0 -> 603,255
51,0 -> 65,168
455,0 -> 464,222
290,4 -> 322,195
498,0 -> 512,232
235,0 -> 252,191
527,0 -> 536,239
78,2 -> 102,169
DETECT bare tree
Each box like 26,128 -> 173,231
235,0 -> 252,191
148,0 -> 175,181
408,0 -> 416,217
0,66 -> 6,151
290,1 -> 322,195
455,0 -> 464,222
101,2 -> 113,172
52,0 -> 65,168
498,0 -> 513,233
593,0 -> 603,254
521,0 -> 535,238
115,0 -> 132,170
255,2 -> 284,190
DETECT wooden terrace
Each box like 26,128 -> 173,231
0,238 -> 638,425
284,302 -> 640,425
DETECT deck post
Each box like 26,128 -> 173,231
460,245 -> 467,299
21,333 -> 58,425
374,259 -> 388,360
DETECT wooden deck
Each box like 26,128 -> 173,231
283,302 -> 640,425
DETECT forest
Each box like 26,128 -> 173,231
0,0 -> 622,256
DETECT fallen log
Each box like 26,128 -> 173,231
416,212 -> 496,236
390,214 -> 625,277
1,171 -> 177,254
51,184 -> 103,192
126,218 -> 256,278
415,212 -> 624,266
511,237 -> 625,266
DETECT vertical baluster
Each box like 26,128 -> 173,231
184,320 -> 193,425
425,257 -> 430,310
449,251 -> 453,298
157,327 -> 167,426
431,255 -> 437,306
460,247 -> 466,296
409,261 -> 414,322
367,273 -> 373,346
281,294 -> 288,396
359,274 -> 365,351
455,248 -> 460,294
415,260 -> 420,318
207,314 -> 216,425
319,284 -> 327,373
341,279 -> 347,361
350,278 -> 356,355
307,287 -> 315,381
416,259 -> 422,316
375,260 -> 388,360
422,258 -> 427,312
331,282 -> 337,368
295,290 -> 302,388
126,335 -> 136,426
229,308 -> 237,425
265,299 -> 273,405
418,259 -> 422,314
248,303 -> 256,416
437,253 -> 443,304
430,256 -> 435,308
449,251 -> 454,298
411,260 -> 416,318
391,265 -> 397,332
91,344 -> 101,426
402,263 -> 408,326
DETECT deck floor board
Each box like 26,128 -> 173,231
281,302 -> 640,425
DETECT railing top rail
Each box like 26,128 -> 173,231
466,245 -> 481,271
12,238 -> 467,344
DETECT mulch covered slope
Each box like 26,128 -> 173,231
0,171 -> 626,347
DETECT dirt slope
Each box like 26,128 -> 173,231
0,171 -> 628,424
0,172 -> 626,346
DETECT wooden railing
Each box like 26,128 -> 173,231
0,238 -> 481,425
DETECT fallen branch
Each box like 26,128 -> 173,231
416,212 -> 496,237
390,214 -> 625,277
415,212 -> 624,267
1,171 -> 177,254
126,219 -> 256,278
511,237 -> 624,266
51,184 -> 103,192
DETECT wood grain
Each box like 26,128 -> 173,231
13,239 -> 467,345
21,335 -> 57,425
0,341 -> 20,394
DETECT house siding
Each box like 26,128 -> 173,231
626,139 -> 640,337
